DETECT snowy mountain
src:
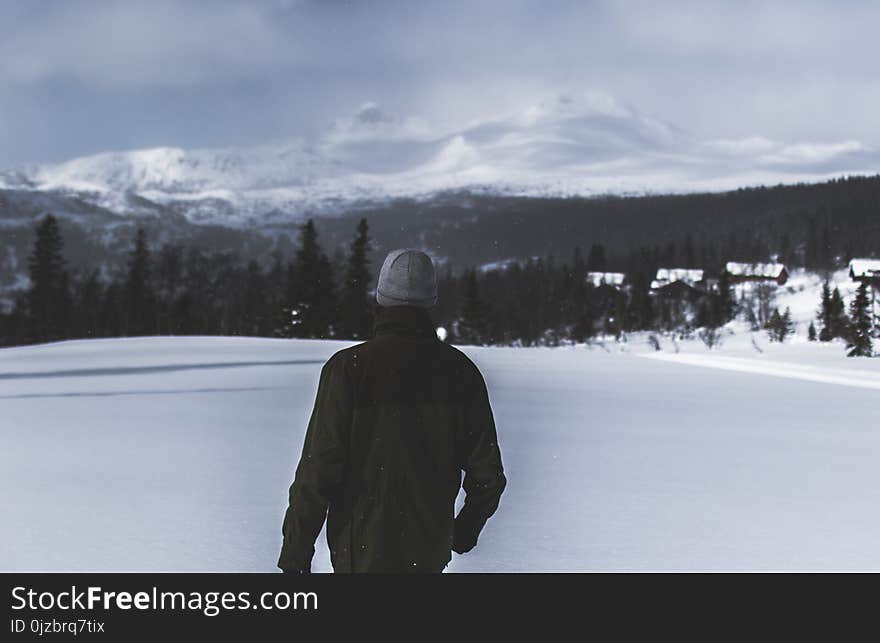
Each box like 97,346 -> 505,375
3,94 -> 877,227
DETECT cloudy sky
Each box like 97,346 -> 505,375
1,0 -> 879,190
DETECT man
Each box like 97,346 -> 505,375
278,249 -> 506,573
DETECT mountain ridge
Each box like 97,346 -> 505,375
3,94 -> 877,226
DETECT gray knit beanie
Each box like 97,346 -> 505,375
375,249 -> 438,308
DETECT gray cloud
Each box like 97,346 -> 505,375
0,1 -> 298,87
0,0 -> 878,191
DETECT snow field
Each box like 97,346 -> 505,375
1,332 -> 878,571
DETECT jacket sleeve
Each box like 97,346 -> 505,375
453,367 -> 506,554
278,354 -> 352,573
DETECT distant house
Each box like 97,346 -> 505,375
653,280 -> 703,300
649,268 -> 709,301
848,258 -> 880,283
651,268 -> 705,291
725,262 -> 788,285
586,271 -> 626,289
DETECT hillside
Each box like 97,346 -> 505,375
2,175 -> 880,310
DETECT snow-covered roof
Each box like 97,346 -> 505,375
586,271 -> 625,287
479,258 -> 518,273
849,258 -> 880,279
653,268 -> 704,285
650,279 -> 701,291
725,262 -> 787,278
479,256 -> 543,273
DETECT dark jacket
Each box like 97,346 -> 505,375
278,305 -> 506,573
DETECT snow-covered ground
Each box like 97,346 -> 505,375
1,327 -> 878,572
775,268 -> 869,330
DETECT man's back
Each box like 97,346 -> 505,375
278,305 -> 506,573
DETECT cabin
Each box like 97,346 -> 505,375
649,268 -> 709,331
725,262 -> 788,286
652,279 -> 703,299
650,268 -> 706,295
848,258 -> 880,284
586,271 -> 626,290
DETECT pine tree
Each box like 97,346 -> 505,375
808,321 -> 817,342
571,246 -> 586,282
155,244 -> 184,335
817,281 -> 833,341
340,218 -> 373,339
273,258 -> 296,338
75,269 -> 103,339
287,219 -> 338,338
315,252 -> 339,337
684,234 -> 696,268
821,225 -> 833,271
124,228 -> 155,336
765,307 -> 794,342
829,287 -> 849,339
717,269 -> 735,323
587,243 -> 606,272
782,307 -> 794,340
765,308 -> 781,342
26,214 -> 71,343
100,281 -> 124,338
696,296 -> 716,329
571,281 -> 595,342
241,260 -> 269,335
846,282 -> 874,357
604,289 -> 626,340
805,217 -> 819,269
457,269 -> 488,345
624,271 -> 654,331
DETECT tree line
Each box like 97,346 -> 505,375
322,174 -> 880,276
0,215 -> 734,348
0,213 -> 875,357
435,245 -> 738,347
0,215 -> 375,347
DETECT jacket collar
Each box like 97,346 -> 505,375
373,305 -> 436,339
